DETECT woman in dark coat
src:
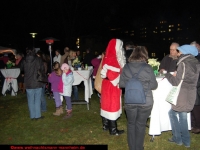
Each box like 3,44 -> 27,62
119,46 -> 158,150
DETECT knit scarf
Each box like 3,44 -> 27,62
58,70 -> 72,93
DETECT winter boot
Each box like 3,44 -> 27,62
59,106 -> 64,114
53,108 -> 61,116
63,109 -> 72,119
109,120 -> 124,135
102,117 -> 109,131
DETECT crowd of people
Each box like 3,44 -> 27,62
97,39 -> 200,149
1,39 -> 200,149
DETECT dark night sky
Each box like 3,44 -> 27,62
0,0 -> 200,52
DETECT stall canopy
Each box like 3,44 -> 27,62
0,46 -> 17,56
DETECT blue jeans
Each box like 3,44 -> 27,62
168,109 -> 190,146
41,85 -> 47,112
125,104 -> 152,150
26,88 -> 42,119
72,86 -> 79,100
64,96 -> 72,110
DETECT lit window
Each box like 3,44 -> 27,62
178,24 -> 180,26
169,29 -> 171,32
169,38 -> 171,40
130,34 -> 134,36
169,25 -> 171,27
163,38 -> 165,40
151,53 -> 156,57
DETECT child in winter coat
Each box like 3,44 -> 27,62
48,61 -> 63,116
58,63 -> 74,119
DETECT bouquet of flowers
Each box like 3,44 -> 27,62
6,60 -> 15,68
72,57 -> 81,68
148,58 -> 160,75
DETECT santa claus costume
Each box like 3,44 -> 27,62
100,39 -> 126,135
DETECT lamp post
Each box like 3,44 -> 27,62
41,37 -> 59,72
30,33 -> 37,47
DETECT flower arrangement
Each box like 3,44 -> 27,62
6,60 -> 15,68
148,58 -> 160,75
72,58 -> 81,68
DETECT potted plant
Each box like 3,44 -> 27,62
147,58 -> 160,76
6,60 -> 15,69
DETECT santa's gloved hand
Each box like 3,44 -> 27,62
101,68 -> 107,78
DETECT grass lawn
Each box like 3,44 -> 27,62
0,86 -> 200,150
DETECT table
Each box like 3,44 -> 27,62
71,67 -> 93,110
1,68 -> 20,96
149,76 -> 191,141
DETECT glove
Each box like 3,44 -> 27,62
101,68 -> 107,78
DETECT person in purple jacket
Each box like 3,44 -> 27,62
48,61 -> 63,116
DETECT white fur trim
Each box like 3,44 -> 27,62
103,64 -> 120,72
116,39 -> 126,68
100,68 -> 107,78
101,109 -> 122,120
100,64 -> 120,78
100,97 -> 122,120
110,75 -> 120,86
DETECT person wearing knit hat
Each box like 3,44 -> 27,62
165,44 -> 200,147
61,63 -> 70,70
177,45 -> 198,56
58,63 -> 74,119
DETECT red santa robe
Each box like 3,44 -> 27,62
100,39 -> 126,121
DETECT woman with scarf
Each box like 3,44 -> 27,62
59,63 -> 74,119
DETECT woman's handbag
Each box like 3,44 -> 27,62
165,62 -> 185,105
94,55 -> 104,93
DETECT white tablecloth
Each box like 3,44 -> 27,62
149,76 -> 191,136
1,68 -> 20,96
72,67 -> 93,103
